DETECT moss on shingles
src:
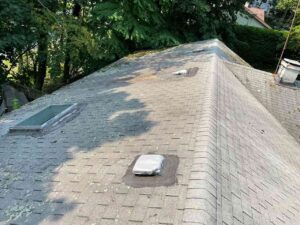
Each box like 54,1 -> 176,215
127,48 -> 166,59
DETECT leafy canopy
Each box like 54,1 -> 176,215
0,0 -> 246,92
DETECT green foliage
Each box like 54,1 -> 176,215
227,25 -> 300,71
89,0 -> 245,58
276,0 -> 298,11
90,0 -> 180,56
0,0 -> 35,83
12,98 -> 21,110
286,25 -> 300,59
0,0 -> 246,93
267,0 -> 299,30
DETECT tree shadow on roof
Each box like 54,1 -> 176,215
0,40 -> 220,224
0,87 -> 156,224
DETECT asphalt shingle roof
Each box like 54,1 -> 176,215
226,61 -> 300,143
0,39 -> 300,225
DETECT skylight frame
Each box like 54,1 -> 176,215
10,103 -> 78,132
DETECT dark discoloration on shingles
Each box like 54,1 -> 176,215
187,67 -> 199,77
123,155 -> 179,188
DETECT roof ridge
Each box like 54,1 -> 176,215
223,60 -> 270,76
183,55 -> 219,225
211,40 -> 251,67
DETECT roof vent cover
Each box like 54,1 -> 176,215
132,154 -> 164,176
278,58 -> 300,84
172,70 -> 188,76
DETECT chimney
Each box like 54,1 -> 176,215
278,58 -> 300,84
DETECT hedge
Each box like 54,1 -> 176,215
224,25 -> 300,72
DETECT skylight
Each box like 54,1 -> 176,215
10,103 -> 78,132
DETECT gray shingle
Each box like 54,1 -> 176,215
0,39 -> 300,225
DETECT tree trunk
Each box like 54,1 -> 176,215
63,51 -> 71,83
63,0 -> 67,15
35,33 -> 48,90
63,1 -> 81,84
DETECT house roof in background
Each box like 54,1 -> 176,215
245,6 -> 272,29
247,7 -> 265,21
0,39 -> 300,225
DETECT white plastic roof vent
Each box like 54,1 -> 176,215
278,58 -> 300,84
10,103 -> 78,132
132,155 -> 165,176
172,70 -> 188,76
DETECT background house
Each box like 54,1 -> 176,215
237,3 -> 272,29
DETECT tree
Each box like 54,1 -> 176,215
268,0 -> 300,29
276,0 -> 298,11
33,0 -> 59,90
1,0 -> 246,95
0,0 -> 35,85
89,0 -> 245,51
63,0 -> 82,83
89,0 -> 179,62
163,0 -> 244,41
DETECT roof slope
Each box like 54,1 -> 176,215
215,58 -> 300,225
226,61 -> 300,143
0,39 -> 300,225
244,6 -> 272,29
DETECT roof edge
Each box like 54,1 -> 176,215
211,39 -> 251,67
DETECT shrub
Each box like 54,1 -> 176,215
227,25 -> 287,71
